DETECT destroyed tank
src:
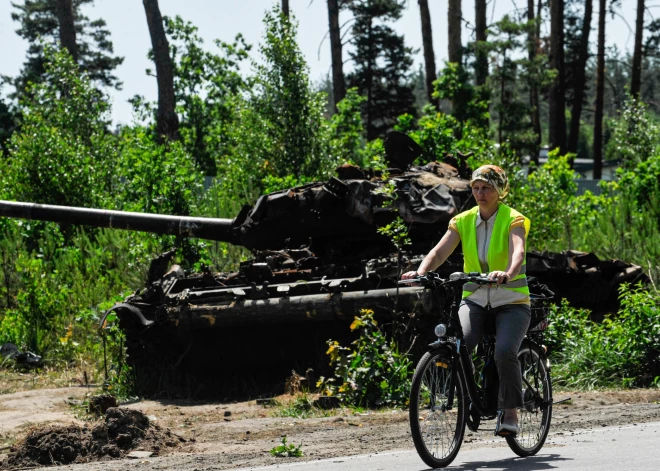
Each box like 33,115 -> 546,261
0,133 -> 646,398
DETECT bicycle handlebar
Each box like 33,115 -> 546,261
398,271 -> 496,288
399,271 -> 556,300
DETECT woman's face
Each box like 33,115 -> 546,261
471,180 -> 499,208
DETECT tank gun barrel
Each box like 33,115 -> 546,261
0,200 -> 238,243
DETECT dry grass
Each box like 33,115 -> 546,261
0,360 -> 103,395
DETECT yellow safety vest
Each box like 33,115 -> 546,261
454,203 -> 531,299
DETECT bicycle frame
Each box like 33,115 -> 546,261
429,280 -> 550,420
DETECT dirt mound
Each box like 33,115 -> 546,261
1,407 -> 185,468
88,394 -> 118,415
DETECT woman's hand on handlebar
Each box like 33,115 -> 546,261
487,270 -> 510,285
401,270 -> 420,280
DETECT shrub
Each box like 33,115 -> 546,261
508,151 -> 578,250
317,309 -> 412,407
549,284 -> 660,389
0,45 -> 116,208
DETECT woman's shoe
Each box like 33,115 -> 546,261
496,422 -> 519,437
495,410 -> 519,437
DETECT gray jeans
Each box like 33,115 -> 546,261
458,300 -> 531,409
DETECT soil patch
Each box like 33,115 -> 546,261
1,408 -> 185,469
1,388 -> 659,470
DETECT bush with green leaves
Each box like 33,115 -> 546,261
329,87 -> 367,166
548,284 -> 660,390
607,97 -> 660,169
317,309 -> 412,408
249,7 -> 332,180
164,16 -> 250,176
0,45 -> 116,208
507,150 -> 578,250
433,62 -> 490,129
210,7 -> 335,214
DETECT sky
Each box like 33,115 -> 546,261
0,0 -> 639,126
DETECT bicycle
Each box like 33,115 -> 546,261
401,271 -> 558,468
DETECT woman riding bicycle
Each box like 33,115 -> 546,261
401,164 -> 530,437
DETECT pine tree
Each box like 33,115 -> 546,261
593,0 -> 607,179
418,0 -> 437,107
548,0 -> 566,153
346,0 -> 416,140
565,0 -> 593,158
8,0 -> 123,98
327,0 -> 346,110
630,0 -> 645,97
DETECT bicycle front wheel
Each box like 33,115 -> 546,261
409,348 -> 467,468
506,342 -> 552,456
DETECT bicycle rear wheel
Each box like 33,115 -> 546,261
409,348 -> 467,468
506,342 -> 552,456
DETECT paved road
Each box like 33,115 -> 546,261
22,421 -> 660,470
233,421 -> 660,471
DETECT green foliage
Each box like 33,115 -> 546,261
508,150 -> 578,250
251,7 -> 331,179
272,394 -> 330,419
346,0 -> 416,140
329,88 -> 367,166
372,179 -> 411,251
99,309 -> 136,400
605,98 -> 660,215
549,284 -> 660,389
568,192 -> 660,284
8,0 -> 123,98
0,93 -> 19,157
269,436 -> 303,457
0,225 -> 144,362
565,100 -> 660,280
318,309 -> 412,408
405,106 -> 496,165
608,98 -> 660,168
433,62 -> 489,128
486,14 -> 553,154
0,45 -> 116,208
209,6 -> 334,220
116,127 -> 202,216
376,217 -> 410,251
164,16 -> 250,175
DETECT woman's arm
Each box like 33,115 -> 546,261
401,229 -> 461,279
505,226 -> 526,279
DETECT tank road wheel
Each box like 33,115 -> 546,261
409,349 -> 467,468
506,343 -> 552,456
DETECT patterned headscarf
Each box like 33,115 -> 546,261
470,165 -> 509,200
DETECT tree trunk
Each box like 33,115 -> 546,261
548,0 -> 566,154
593,0 -> 606,180
327,0 -> 345,111
447,0 -> 462,64
567,0 -> 593,159
474,0 -> 488,87
143,0 -> 179,143
55,0 -> 77,61
366,16 -> 374,140
282,0 -> 290,18
418,0 -> 437,106
630,0 -> 645,98
528,0 -> 541,165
